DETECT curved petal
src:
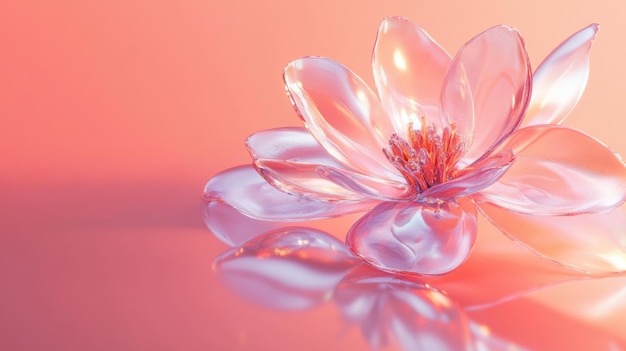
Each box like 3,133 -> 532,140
476,126 -> 626,215
372,16 -> 452,136
284,57 -> 400,180
442,25 -> 532,166
247,128 -> 413,201
347,198 -> 477,275
202,200 -> 284,246
419,148 -> 515,201
479,202 -> 626,274
203,165 -> 376,221
213,226 -> 358,310
522,24 -> 599,127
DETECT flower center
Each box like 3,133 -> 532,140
383,116 -> 465,193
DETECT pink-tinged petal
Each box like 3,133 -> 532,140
479,203 -> 626,274
442,25 -> 532,165
213,226 -> 358,310
372,16 -> 452,135
203,165 -> 375,221
523,24 -> 599,127
334,267 -> 472,351
477,126 -> 626,215
419,148 -> 515,201
284,57 -> 400,180
247,128 -> 413,201
347,198 -> 477,275
202,200 -> 284,246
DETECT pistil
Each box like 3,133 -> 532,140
383,116 -> 465,193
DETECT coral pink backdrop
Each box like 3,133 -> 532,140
2,1 -> 625,350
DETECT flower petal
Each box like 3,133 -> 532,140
479,202 -> 626,274
372,16 -> 452,135
442,25 -> 532,165
202,200 -> 284,246
476,126 -> 626,215
522,24 -> 599,127
213,226 -> 358,310
247,128 -> 413,201
203,165 -> 375,221
419,148 -> 515,201
284,57 -> 400,180
347,199 -> 477,275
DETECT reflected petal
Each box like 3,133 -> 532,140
476,126 -> 626,215
247,128 -> 413,201
479,203 -> 626,274
202,200 -> 284,246
420,148 -> 515,201
214,226 -> 358,310
334,266 -> 472,351
523,24 -> 599,127
347,198 -> 477,275
284,57 -> 400,180
443,25 -> 531,165
372,16 -> 452,135
203,165 -> 376,221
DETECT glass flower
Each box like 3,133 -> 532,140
204,17 -> 626,275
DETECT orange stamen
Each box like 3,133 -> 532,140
384,117 -> 465,194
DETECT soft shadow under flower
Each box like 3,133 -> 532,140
204,16 -> 626,275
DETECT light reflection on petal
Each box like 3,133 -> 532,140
347,198 -> 477,275
477,126 -> 626,215
247,128 -> 413,201
284,57 -> 400,180
523,24 -> 599,127
203,165 -> 375,221
443,25 -> 532,166
372,16 -> 452,135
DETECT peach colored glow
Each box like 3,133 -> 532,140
2,0 -> 626,350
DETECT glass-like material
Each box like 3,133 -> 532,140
204,16 -> 626,275
212,222 -> 626,350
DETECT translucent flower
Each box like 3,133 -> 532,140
204,17 -> 626,275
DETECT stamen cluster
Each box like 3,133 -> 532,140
383,116 -> 465,193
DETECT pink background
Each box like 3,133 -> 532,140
2,0 -> 626,350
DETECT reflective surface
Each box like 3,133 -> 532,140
3,0 -> 626,350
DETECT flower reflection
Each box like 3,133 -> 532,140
204,17 -> 626,275
211,215 -> 626,350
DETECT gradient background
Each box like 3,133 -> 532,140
2,0 -> 626,350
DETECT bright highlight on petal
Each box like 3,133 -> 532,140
347,198 -> 477,275
393,49 -> 407,71
523,24 -> 599,127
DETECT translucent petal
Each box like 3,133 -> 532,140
419,148 -> 515,201
203,165 -> 375,221
347,198 -> 477,275
202,200 -> 284,246
247,128 -> 413,201
372,16 -> 452,136
523,24 -> 599,127
476,126 -> 626,215
442,25 -> 532,165
334,267 -> 472,351
284,57 -> 400,180
479,203 -> 626,274
213,226 -> 358,310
